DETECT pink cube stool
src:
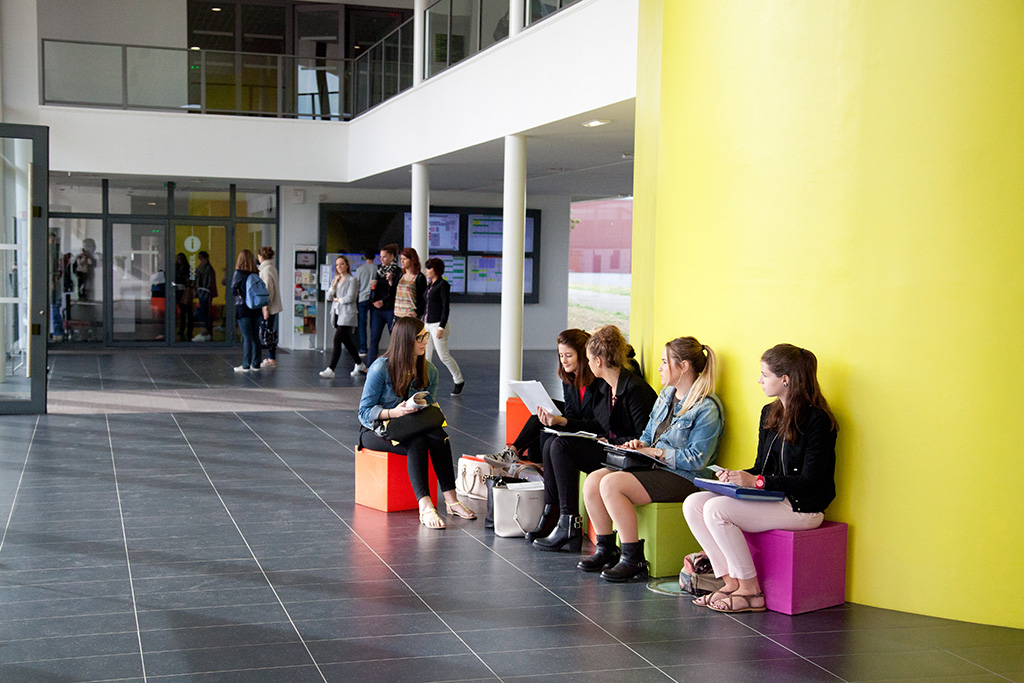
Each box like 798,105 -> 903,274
743,521 -> 847,615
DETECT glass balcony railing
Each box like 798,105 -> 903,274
41,0 -> 582,120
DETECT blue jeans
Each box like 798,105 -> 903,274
197,290 -> 213,334
357,299 -> 371,353
237,308 -> 259,369
368,307 -> 394,365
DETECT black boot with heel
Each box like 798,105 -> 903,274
532,514 -> 582,552
524,504 -> 559,542
600,539 -> 650,582
577,532 -> 621,572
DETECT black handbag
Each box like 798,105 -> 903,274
603,451 -> 657,472
258,317 -> 277,347
380,404 -> 445,442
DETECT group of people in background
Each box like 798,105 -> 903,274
231,247 -> 283,372
322,244 -> 465,395
357,316 -> 838,615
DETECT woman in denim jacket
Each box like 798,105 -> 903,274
580,337 -> 724,582
358,317 -> 477,529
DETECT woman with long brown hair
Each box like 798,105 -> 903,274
683,344 -> 838,613
358,317 -> 476,529
393,247 -> 427,320
483,329 -> 602,541
230,249 -> 261,372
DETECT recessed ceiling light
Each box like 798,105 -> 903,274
211,7 -> 222,11
190,46 -> 201,50
147,202 -> 157,206
582,119 -> 611,128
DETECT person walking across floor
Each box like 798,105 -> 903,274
320,255 -> 367,378
422,257 -> 465,396
354,250 -> 376,355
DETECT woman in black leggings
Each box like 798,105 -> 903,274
357,317 -> 476,529
320,256 -> 367,378
533,325 -> 657,552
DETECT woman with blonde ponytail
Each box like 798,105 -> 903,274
579,336 -> 724,582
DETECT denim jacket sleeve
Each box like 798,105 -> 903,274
424,362 -> 439,403
657,393 -> 724,477
359,358 -> 397,428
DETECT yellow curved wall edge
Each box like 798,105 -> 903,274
633,0 -> 1024,628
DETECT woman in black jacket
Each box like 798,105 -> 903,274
533,325 -> 657,552
683,344 -> 838,613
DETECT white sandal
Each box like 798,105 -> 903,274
419,506 -> 445,529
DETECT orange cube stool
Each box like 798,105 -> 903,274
505,397 -> 533,445
354,446 -> 438,512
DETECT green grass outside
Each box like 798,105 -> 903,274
567,283 -> 632,297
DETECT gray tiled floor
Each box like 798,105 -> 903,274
0,348 -> 1020,682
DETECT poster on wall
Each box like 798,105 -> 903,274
293,246 -> 318,335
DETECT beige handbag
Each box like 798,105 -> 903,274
492,483 -> 545,538
456,455 -> 500,500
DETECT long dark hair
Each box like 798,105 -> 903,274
556,329 -> 594,389
384,317 -> 427,398
762,344 -> 837,441
400,247 -> 421,275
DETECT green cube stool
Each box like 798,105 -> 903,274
634,502 -> 701,577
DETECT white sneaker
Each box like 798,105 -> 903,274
234,365 -> 249,372
319,368 -> 335,378
349,362 -> 367,376
192,333 -> 210,342
250,366 -> 260,372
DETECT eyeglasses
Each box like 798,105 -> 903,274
415,331 -> 430,342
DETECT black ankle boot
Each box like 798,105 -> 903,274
525,505 -> 559,542
532,514 -> 582,552
577,532 -> 621,572
600,539 -> 649,582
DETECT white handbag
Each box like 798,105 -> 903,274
456,455 -> 500,501
492,483 -> 545,538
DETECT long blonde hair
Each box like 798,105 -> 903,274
666,336 -> 717,415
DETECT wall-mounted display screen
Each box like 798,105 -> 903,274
467,215 -> 535,253
320,203 -> 541,304
467,256 -> 533,295
403,212 -> 461,252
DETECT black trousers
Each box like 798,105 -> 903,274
543,436 -> 606,516
359,427 -> 457,501
510,398 -> 565,463
329,321 -> 361,370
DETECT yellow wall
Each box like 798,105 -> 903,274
633,0 -> 1024,628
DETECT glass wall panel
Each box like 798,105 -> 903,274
49,177 -> 103,214
241,53 -> 280,115
43,41 -> 122,105
127,47 -> 189,109
175,224 -> 227,342
568,198 -> 633,334
425,1 -> 450,78
111,222 -> 168,342
528,0 -> 560,26
450,0 -> 475,66
108,180 -> 169,216
173,185 -> 231,217
235,223 -> 277,260
205,51 -> 240,112
48,218 -> 105,343
399,22 -> 414,92
0,138 -> 33,399
237,190 -> 276,218
481,0 -> 508,50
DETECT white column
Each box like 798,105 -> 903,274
413,0 -> 427,86
498,134 -> 527,410
509,0 -> 525,38
411,163 -> 430,262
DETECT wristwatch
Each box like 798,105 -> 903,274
755,475 -> 765,490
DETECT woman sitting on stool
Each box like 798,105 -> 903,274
581,337 -> 724,582
683,344 -> 837,613
533,325 -> 657,552
358,317 -> 477,529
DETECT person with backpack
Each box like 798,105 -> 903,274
257,246 -> 283,368
231,249 -> 265,372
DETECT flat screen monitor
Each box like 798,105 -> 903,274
466,255 -> 533,295
466,215 -> 535,253
403,212 -> 460,252
435,254 -> 467,294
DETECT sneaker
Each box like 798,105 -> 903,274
192,333 -> 210,342
349,362 -> 367,376
250,366 -> 260,372
319,368 -> 335,378
481,446 -> 518,467
261,359 -> 277,368
234,365 -> 249,372
451,381 -> 465,396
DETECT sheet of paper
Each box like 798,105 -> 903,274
508,380 -> 562,416
542,427 -> 598,439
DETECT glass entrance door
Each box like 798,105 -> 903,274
110,221 -> 169,342
173,224 -> 228,343
0,124 -> 48,414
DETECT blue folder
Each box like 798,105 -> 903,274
694,477 -> 786,502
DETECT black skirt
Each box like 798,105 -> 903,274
631,469 -> 700,503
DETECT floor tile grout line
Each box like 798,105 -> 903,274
236,411 -> 507,683
170,411 -> 332,683
178,353 -> 212,389
105,414 -> 149,683
458,529 -> 679,682
0,416 -> 40,558
97,354 -> 105,391
137,355 -> 160,390
946,651 -> 1017,681
724,616 -> 850,681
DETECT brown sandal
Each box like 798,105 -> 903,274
693,589 -> 733,608
708,593 -> 766,613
